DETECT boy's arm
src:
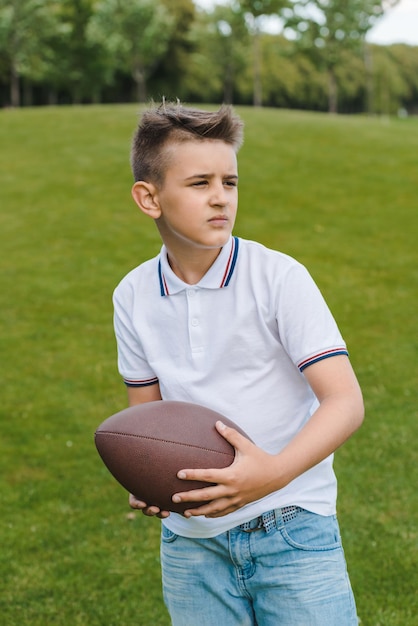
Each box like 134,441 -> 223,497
283,354 -> 364,477
126,383 -> 172,518
173,355 -> 364,518
127,384 -> 162,406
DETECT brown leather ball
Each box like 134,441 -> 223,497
95,400 -> 250,514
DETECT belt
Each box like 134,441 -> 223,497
238,506 -> 300,534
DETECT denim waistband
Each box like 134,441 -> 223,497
238,506 -> 301,534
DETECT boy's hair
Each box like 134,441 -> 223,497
131,101 -> 244,186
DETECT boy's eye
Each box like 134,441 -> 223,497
190,178 -> 238,188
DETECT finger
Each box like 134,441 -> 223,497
142,505 -> 170,518
177,467 -> 225,483
129,494 -> 170,518
172,483 -> 223,505
145,506 -> 170,518
183,498 -> 237,519
215,420 -> 251,451
129,494 -> 147,509
143,505 -> 162,516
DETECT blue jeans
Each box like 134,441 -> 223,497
161,507 -> 358,625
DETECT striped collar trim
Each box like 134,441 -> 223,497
158,236 -> 239,297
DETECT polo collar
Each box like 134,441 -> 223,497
158,236 -> 239,296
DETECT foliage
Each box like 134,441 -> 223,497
43,0 -> 100,105
152,0 -> 196,99
0,103 -> 417,625
0,1 -> 417,113
88,0 -> 174,102
283,0 -> 400,112
380,43 -> 418,113
261,33 -> 328,109
184,3 -> 249,104
0,0 -> 60,105
236,0 -> 290,105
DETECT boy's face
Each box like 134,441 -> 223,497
153,139 -> 238,253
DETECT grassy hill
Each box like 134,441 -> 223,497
0,104 -> 416,625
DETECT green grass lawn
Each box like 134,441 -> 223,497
0,104 -> 416,625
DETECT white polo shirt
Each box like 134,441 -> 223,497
113,236 -> 348,538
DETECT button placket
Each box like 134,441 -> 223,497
186,289 -> 203,354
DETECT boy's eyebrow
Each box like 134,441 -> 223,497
184,173 -> 238,180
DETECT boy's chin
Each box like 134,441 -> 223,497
203,231 -> 233,249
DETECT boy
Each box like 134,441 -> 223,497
113,102 -> 364,625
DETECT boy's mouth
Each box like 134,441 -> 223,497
208,215 -> 228,225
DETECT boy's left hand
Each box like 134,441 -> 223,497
173,355 -> 364,519
172,421 -> 283,518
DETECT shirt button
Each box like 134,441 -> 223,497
191,318 -> 199,327
188,289 -> 195,297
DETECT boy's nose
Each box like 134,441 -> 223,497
210,183 -> 228,206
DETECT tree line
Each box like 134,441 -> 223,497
1,0 -> 417,114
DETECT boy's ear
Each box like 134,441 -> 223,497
131,181 -> 161,219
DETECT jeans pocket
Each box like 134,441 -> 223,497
161,524 -> 179,543
280,509 -> 342,552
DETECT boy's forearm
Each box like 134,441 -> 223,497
271,354 -> 365,488
272,391 -> 364,489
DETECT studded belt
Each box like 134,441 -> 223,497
238,506 -> 300,534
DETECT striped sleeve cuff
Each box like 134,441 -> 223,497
123,376 -> 159,387
298,348 -> 348,372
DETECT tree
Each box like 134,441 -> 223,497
261,33 -> 328,109
237,0 -> 290,106
179,3 -> 249,105
41,0 -> 102,105
153,0 -> 196,99
88,0 -> 174,103
0,0 -> 58,106
388,44 -> 418,114
284,0 -> 400,113
207,3 -> 249,103
366,43 -> 418,115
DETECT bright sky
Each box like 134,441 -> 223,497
194,0 -> 418,46
367,0 -> 418,45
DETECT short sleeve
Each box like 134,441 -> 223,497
275,263 -> 348,372
113,282 -> 159,387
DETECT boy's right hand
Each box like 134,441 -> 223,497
129,493 -> 170,519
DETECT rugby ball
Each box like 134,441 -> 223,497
95,400 -> 250,514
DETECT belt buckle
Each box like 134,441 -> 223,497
241,515 -> 264,533
241,510 -> 276,533
240,507 -> 299,534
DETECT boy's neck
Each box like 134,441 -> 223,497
166,246 -> 222,285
